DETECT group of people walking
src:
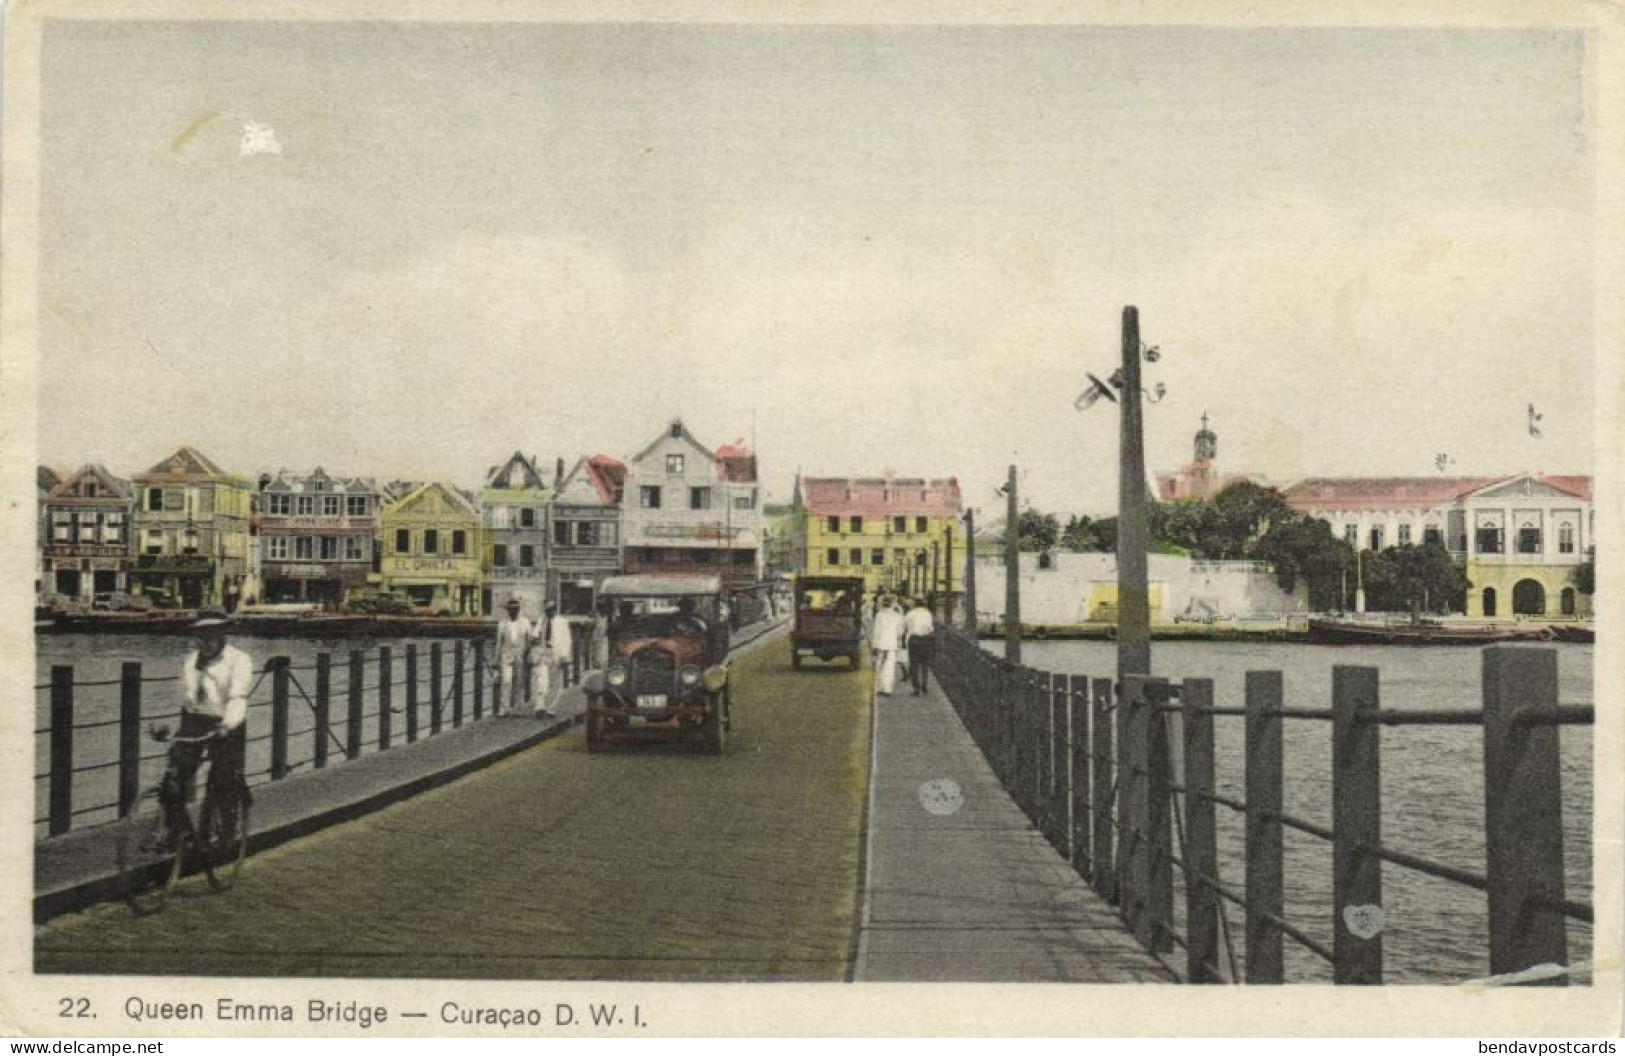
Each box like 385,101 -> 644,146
867,594 -> 936,697
492,596 -> 584,719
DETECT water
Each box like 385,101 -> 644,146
983,638 -> 1595,984
35,632 -> 489,836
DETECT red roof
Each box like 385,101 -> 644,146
1283,475 -> 1592,513
801,475 -> 962,518
715,440 -> 757,483
585,455 -> 626,506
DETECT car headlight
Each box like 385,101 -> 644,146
679,666 -> 701,686
606,664 -> 627,687
702,665 -> 728,693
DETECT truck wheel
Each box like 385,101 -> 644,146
586,705 -> 604,754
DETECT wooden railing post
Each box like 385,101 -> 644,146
1332,665 -> 1383,984
430,643 -> 444,735
118,662 -> 142,817
1482,646 -> 1568,983
378,647 -> 393,752
1119,673 -> 1150,946
1181,678 -> 1221,982
347,649 -> 365,759
1068,674 -> 1091,876
1091,676 -> 1116,902
314,653 -> 332,770
1245,670 -> 1285,983
405,644 -> 419,743
269,657 -> 290,781
1145,677 -> 1174,952
48,666 -> 74,835
453,641 -> 466,728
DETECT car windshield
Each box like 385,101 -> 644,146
609,597 -> 710,638
799,589 -> 858,613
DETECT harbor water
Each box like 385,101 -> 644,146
991,638 -> 1595,983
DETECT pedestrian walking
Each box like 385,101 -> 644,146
590,603 -> 610,672
903,596 -> 936,696
532,602 -> 574,718
870,595 -> 904,697
492,596 -> 532,716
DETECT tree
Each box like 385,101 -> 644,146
1061,514 -> 1109,553
1208,481 -> 1295,560
1573,557 -> 1595,596
1254,514 -> 1352,610
1015,510 -> 1060,552
1361,544 -> 1470,614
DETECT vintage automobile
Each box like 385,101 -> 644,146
790,574 -> 866,670
582,574 -> 732,754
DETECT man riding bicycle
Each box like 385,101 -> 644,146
172,609 -> 252,844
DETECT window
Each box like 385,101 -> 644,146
290,495 -> 311,515
52,512 -> 71,542
916,517 -> 928,533
827,548 -> 841,566
1517,527 -> 1542,554
423,530 -> 439,554
519,544 -> 534,568
452,530 -> 467,556
690,487 -> 712,510
827,516 -> 840,534
1559,524 -> 1575,554
734,494 -> 753,510
1343,524 -> 1358,545
493,543 -> 508,567
1423,526 -> 1443,547
163,489 -> 184,512
851,516 -> 863,534
849,548 -> 863,566
394,528 -> 410,554
666,454 -> 685,474
871,548 -> 885,566
554,520 -> 572,546
145,529 -> 164,555
347,496 -> 368,516
103,512 -> 124,544
75,515 -> 99,542
1398,524 -> 1412,547
147,488 -> 164,511
894,516 -> 906,534
894,548 -> 907,564
489,505 -> 511,529
520,507 -> 537,529
640,486 -> 662,509
323,496 -> 342,517
265,494 -> 291,515
1476,527 -> 1503,554
295,536 -> 313,559
344,537 -> 365,561
1368,527 -> 1383,551
266,537 -> 289,560
182,529 -> 199,554
319,536 -> 339,560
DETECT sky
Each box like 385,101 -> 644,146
35,19 -> 1597,518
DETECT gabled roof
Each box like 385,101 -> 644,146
555,454 -> 626,508
260,468 -> 381,495
47,464 -> 134,503
716,440 -> 758,483
1282,474 -> 1592,513
384,481 -> 479,517
38,466 -> 65,493
801,475 -> 963,518
629,418 -> 716,468
137,445 -> 229,481
485,451 -> 548,492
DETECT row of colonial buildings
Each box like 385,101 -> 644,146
37,419 -> 767,618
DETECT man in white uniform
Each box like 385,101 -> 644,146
532,602 -> 574,718
903,597 -> 937,696
492,596 -> 532,716
869,596 -> 904,697
177,610 -> 254,837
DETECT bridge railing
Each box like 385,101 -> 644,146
35,641 -> 589,838
933,627 -> 1593,984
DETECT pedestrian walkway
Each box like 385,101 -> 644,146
34,617 -> 788,923
853,672 -> 1174,982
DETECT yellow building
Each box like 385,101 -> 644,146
130,446 -> 253,610
378,482 -> 483,615
794,474 -> 963,600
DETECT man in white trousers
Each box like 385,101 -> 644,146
492,596 -> 532,716
870,595 -> 904,697
532,601 -> 574,718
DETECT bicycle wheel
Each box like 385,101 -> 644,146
113,793 -> 183,915
197,782 -> 250,891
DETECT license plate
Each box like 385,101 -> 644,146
636,695 -> 668,708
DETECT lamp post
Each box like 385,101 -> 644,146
1117,306 -> 1152,684
1004,464 -> 1021,664
963,508 -> 978,634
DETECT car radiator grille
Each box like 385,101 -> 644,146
630,648 -> 675,695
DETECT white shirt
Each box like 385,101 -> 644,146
870,607 -> 904,651
545,615 -> 574,663
495,615 -> 533,664
903,607 -> 935,641
181,644 -> 254,730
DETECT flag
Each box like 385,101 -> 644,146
1528,403 -> 1543,438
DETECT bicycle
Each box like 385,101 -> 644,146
113,724 -> 252,915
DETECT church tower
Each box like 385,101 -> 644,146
1194,412 -> 1217,463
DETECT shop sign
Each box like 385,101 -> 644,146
390,557 -> 460,573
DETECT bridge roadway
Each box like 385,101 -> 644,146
36,630 -> 1168,982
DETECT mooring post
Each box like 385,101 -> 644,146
1332,665 -> 1383,984
378,647 -> 393,752
1245,670 -> 1285,983
118,662 -> 142,817
405,644 -> 420,743
1182,678 -> 1221,982
1482,646 -> 1568,983
269,657 -> 290,781
1092,675 -> 1117,902
347,649 -> 365,759
314,653 -> 332,769
48,666 -> 74,836
1069,674 -> 1092,878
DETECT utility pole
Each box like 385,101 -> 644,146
1117,306 -> 1151,684
1005,463 -> 1022,664
963,509 -> 978,634
931,540 -> 940,610
943,525 -> 954,622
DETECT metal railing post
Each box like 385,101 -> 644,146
1482,646 -> 1568,983
405,644 -> 420,743
269,657 -> 290,780
1245,670 -> 1285,983
1145,677 -> 1174,952
48,667 -> 74,835
118,662 -> 142,817
1182,678 -> 1221,982
430,643 -> 444,735
1069,674 -> 1091,877
378,647 -> 393,751
453,641 -> 465,728
1332,665 -> 1383,984
1119,673 -> 1150,946
1048,672 -> 1065,851
1092,676 -> 1116,902
347,649 -> 365,759
314,653 -> 332,769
